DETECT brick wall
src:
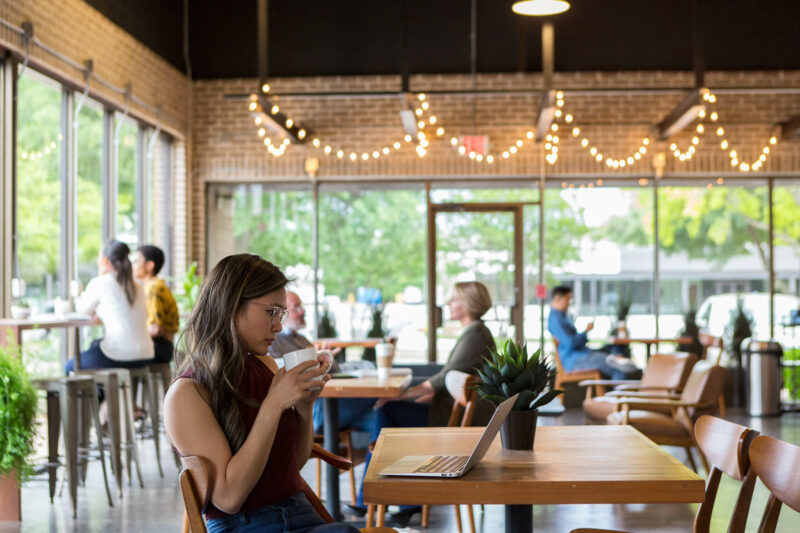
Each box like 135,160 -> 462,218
190,71 -> 800,271
0,0 -> 189,136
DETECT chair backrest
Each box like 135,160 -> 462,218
445,370 -> 479,427
699,332 -> 724,363
180,456 -> 211,533
551,338 -> 566,375
639,352 -> 697,390
693,416 -> 759,533
749,435 -> 800,533
675,361 -> 728,430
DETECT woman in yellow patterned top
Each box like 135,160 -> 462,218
133,245 -> 179,364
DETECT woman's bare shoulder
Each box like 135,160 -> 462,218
166,376 -> 210,408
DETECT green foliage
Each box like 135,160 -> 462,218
175,262 -> 203,314
678,308 -> 704,357
318,308 -> 338,338
784,348 -> 800,401
472,339 -> 562,411
0,341 -> 39,481
724,296 -> 754,363
608,289 -> 633,336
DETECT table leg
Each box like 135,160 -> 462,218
505,504 -> 532,532
322,397 -> 342,521
645,343 -> 652,362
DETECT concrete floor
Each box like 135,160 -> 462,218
2,408 -> 799,533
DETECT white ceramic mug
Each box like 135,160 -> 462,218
283,347 -> 334,383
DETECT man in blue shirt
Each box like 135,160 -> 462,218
547,285 -> 641,380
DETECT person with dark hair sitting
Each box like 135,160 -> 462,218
65,239 -> 154,373
133,244 -> 179,365
547,285 -> 641,380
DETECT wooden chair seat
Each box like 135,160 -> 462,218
552,338 -> 605,401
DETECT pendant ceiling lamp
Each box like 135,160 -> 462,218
512,0 -> 571,16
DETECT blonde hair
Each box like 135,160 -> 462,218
453,281 -> 492,319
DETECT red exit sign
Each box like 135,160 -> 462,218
460,135 -> 489,156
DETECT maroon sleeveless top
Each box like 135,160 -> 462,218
183,354 -> 304,519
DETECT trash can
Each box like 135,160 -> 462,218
742,339 -> 782,417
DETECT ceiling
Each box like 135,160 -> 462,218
87,0 -> 800,79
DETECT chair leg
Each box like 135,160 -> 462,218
685,446 -> 698,472
145,374 -> 164,478
366,505 -> 375,527
88,388 -> 115,507
466,504 -> 476,533
120,380 -> 144,488
422,504 -> 430,527
104,376 -> 123,497
453,504 -> 463,533
316,458 -> 322,497
46,391 -> 60,503
182,510 -> 190,533
718,394 -> 726,417
696,446 -> 710,474
376,505 -> 386,527
60,384 -> 79,518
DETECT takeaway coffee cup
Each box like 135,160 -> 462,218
283,347 -> 333,386
375,342 -> 395,380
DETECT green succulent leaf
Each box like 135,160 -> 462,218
530,389 -> 563,410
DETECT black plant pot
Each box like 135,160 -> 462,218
500,409 -> 539,450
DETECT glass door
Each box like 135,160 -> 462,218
428,203 -> 526,362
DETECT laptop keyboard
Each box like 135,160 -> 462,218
413,455 -> 469,474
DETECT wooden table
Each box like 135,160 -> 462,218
316,338 -> 385,349
0,316 -> 94,368
364,425 -> 704,532
319,374 -> 412,520
610,336 -> 693,360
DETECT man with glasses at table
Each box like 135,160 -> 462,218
268,292 -> 376,437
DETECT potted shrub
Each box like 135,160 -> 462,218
0,341 -> 38,521
473,340 -> 562,450
9,299 -> 30,319
318,307 -> 338,339
723,296 -> 754,408
678,308 -> 704,357
362,304 -> 386,363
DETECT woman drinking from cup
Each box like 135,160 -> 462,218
164,254 -> 356,533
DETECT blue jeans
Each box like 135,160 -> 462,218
573,351 -> 642,380
206,493 -> 358,533
64,339 -> 154,374
356,400 -> 430,508
312,398 -> 376,434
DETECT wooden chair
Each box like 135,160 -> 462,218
314,428 -> 363,505
552,338 -> 605,401
179,443 -> 396,533
365,370 -> 479,532
580,352 -> 697,421
699,332 -> 726,416
749,435 -> 800,533
570,415 -> 759,533
605,360 -> 728,473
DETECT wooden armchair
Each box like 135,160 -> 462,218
179,444 -> 396,533
571,415 -> 759,533
749,435 -> 800,532
580,352 -> 697,421
552,338 -> 605,401
605,360 -> 728,473
698,331 -> 726,416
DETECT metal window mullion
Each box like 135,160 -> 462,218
137,126 -> 146,246
102,109 -> 114,241
61,89 -> 74,298
161,138 -> 173,277
0,55 -> 15,316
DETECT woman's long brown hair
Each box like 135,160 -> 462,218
176,254 -> 288,452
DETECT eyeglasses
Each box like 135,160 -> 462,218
249,302 -> 289,324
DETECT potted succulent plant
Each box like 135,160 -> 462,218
473,340 -> 562,450
0,341 -> 38,521
9,299 -> 30,319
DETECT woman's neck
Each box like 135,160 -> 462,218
460,316 -> 477,328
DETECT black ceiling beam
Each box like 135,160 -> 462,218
657,88 -> 706,140
781,114 -> 800,140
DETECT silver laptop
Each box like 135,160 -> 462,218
379,393 -> 519,478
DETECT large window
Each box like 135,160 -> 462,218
76,100 -> 104,286
116,116 -> 139,248
15,71 -> 64,376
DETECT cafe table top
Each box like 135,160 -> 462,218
609,336 -> 693,345
320,374 -> 412,399
316,337 -> 385,348
364,425 -> 705,506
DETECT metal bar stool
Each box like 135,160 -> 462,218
148,361 -> 182,469
35,375 -> 114,518
129,366 -> 164,477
